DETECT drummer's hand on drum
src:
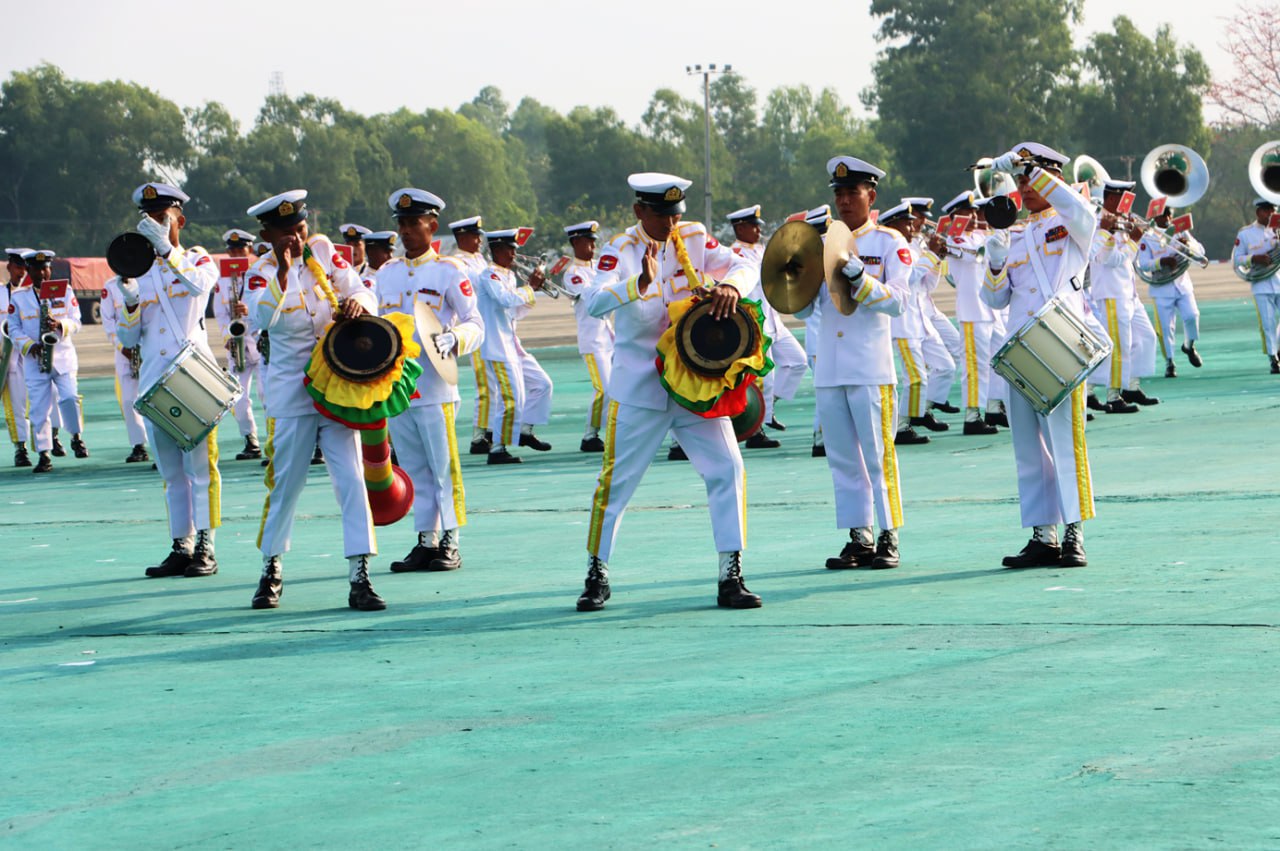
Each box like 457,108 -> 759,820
708,283 -> 740,320
434,330 -> 457,357
637,243 -> 659,293
339,299 -> 366,319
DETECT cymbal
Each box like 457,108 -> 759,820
414,300 -> 459,386
760,221 -> 824,314
823,220 -> 860,316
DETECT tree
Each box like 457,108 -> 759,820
459,86 -> 510,135
864,0 -> 1083,198
1206,3 -> 1280,127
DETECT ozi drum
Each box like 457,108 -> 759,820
991,297 -> 1111,415
135,345 -> 242,451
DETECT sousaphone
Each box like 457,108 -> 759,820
822,220 -> 859,316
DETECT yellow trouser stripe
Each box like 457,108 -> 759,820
1104,299 -> 1122,388
1070,385 -> 1095,521
442,402 -> 466,525
584,353 -> 604,430
587,401 -> 620,556
2,384 -> 17,444
896,338 -> 922,417
879,384 -> 904,528
962,322 -> 979,408
206,425 -> 221,529
1256,304 -> 1269,353
472,353 -> 490,429
491,361 -> 516,446
256,426 -> 276,549
1152,303 -> 1168,360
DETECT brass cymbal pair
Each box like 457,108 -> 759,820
760,220 -> 860,316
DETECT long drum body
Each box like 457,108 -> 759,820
991,297 -> 1111,416
135,344 -> 242,451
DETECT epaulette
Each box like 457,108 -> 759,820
435,255 -> 465,270
608,232 -> 637,251
677,222 -> 705,237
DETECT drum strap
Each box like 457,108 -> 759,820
1025,223 -> 1081,297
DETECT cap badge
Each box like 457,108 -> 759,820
1018,147 -> 1033,158
663,186 -> 683,202
34,252 -> 47,262
398,193 -> 412,209
590,222 -> 599,232
142,185 -> 158,200
346,226 -> 357,237
835,163 -> 849,178
389,234 -> 398,245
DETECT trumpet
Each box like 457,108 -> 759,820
515,253 -> 574,299
917,221 -> 984,259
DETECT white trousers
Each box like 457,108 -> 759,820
147,421 -> 221,539
894,337 -> 927,420
1253,293 -> 1280,355
816,384 -> 904,531
470,352 -> 490,437
587,400 -> 746,563
960,321 -> 996,410
487,352 -> 553,445
23,362 -> 80,452
226,357 -> 259,439
921,321 -> 958,406
582,349 -> 612,434
1094,297 -> 1135,391
1151,289 -> 1200,359
763,328 -> 806,422
114,358 -> 148,446
988,313 -> 1008,405
387,402 -> 465,533
2,357 -> 29,444
1007,385 -> 1094,528
258,414 -> 376,558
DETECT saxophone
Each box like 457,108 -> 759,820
38,297 -> 55,373
227,270 -> 247,372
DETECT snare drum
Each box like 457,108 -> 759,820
991,297 -> 1111,415
135,345 -> 242,451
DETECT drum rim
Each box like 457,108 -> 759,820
322,314 -> 403,382
674,299 -> 757,378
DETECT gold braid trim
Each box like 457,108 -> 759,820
670,228 -> 707,290
303,241 -> 340,313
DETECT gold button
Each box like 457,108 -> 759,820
160,328 -> 166,333
837,331 -> 844,338
1027,311 -> 1034,316
160,349 -> 167,356
1029,288 -> 1036,294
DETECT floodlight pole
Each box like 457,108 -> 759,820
686,63 -> 732,225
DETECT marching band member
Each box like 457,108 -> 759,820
1138,207 -> 1205,376
1088,180 -> 1145,413
981,143 -> 1096,569
941,192 -> 1000,435
8,249 -> 89,473
99,269 -> 150,463
474,228 -> 553,464
244,189 -> 385,611
906,198 -> 961,423
113,183 -> 220,577
577,172 -> 761,611
376,187 -> 483,573
365,231 -> 398,276
879,201 -> 936,444
448,215 -> 493,455
560,220 -> 614,452
338,223 -> 372,279
2,248 -> 33,467
804,204 -> 833,457
212,228 -> 263,460
1233,198 -> 1280,372
730,204 -> 807,448
973,196 -> 1010,427
800,157 -> 908,571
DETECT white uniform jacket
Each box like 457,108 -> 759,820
1234,222 -> 1280,295
99,277 -> 137,374
8,282 -> 81,375
949,232 -> 995,323
376,251 -> 484,405
796,221 -> 909,387
891,243 -> 935,340
562,260 -> 614,353
982,168 -> 1097,340
475,265 -> 535,363
243,236 -> 376,418
1088,227 -> 1138,302
1137,230 -> 1204,296
586,221 -> 754,411
115,247 -> 218,390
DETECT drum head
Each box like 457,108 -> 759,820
675,299 -> 757,378
323,314 -> 402,382
106,232 -> 157,278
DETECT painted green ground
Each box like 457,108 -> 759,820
3,297 -> 1279,849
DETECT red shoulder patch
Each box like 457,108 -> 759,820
706,236 -> 719,249
196,255 -> 212,266
100,288 -> 108,299
571,275 -> 583,285
7,304 -> 13,314
490,273 -> 501,280
732,246 -> 742,255
248,275 -> 268,291
70,296 -> 78,307
597,255 -> 618,272
332,254 -> 350,269
214,284 -> 220,293
363,280 -> 374,289
460,279 -> 474,297
1235,238 -> 1240,246
897,248 -> 913,266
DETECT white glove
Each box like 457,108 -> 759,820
842,255 -> 865,281
136,214 -> 174,255
990,150 -> 1022,174
118,277 -> 140,307
986,232 -> 1010,270
434,330 -> 457,357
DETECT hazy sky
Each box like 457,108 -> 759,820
2,0 -> 1243,130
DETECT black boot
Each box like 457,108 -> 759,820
1103,398 -> 1139,414
487,448 -> 522,465
33,451 -> 53,473
1120,388 -> 1160,406
825,531 -> 874,570
811,443 -> 826,458
984,410 -> 1010,428
14,444 -> 31,467
894,427 -> 929,445
580,435 -> 605,452
744,430 -> 781,449
871,530 -> 900,569
911,412 -> 950,432
389,542 -> 441,573
1002,539 -> 1062,569
348,557 -> 387,611
1165,360 -> 1178,378
1182,342 -> 1202,368
125,443 -> 149,463
1060,526 -> 1087,567
469,434 -> 492,455
146,546 -> 192,578
765,416 -> 786,431
310,444 -> 325,465
667,444 -> 688,461
185,531 -> 218,577
428,533 -> 462,571
236,435 -> 262,460
963,420 -> 998,436
1270,355 -> 1279,375
576,556 -> 611,611
1086,392 -> 1106,412
252,558 -> 283,609
933,401 -> 960,414
71,434 -> 88,458
50,431 -> 66,457
519,431 -> 552,451
717,553 -> 762,609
